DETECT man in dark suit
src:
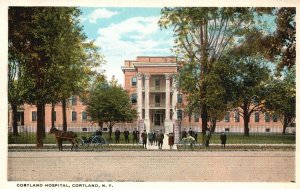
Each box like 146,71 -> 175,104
115,128 -> 121,144
132,128 -> 139,144
124,128 -> 129,144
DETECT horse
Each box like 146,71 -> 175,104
49,127 -> 79,151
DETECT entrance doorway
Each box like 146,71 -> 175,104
152,110 -> 164,126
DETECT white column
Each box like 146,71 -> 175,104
144,74 -> 150,133
137,73 -> 143,119
172,75 -> 178,120
144,74 -> 150,120
165,74 -> 171,121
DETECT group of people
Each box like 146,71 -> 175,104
141,129 -> 165,149
181,127 -> 227,148
97,127 -> 227,149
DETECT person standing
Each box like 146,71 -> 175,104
95,129 -> 102,136
181,128 -> 187,139
141,130 -> 147,149
220,132 -> 227,148
157,130 -> 164,150
132,128 -> 139,144
124,128 -> 129,144
194,132 -> 198,142
154,130 -> 158,146
148,132 -> 153,146
115,128 -> 121,144
188,128 -> 194,137
205,128 -> 211,148
168,133 -> 174,150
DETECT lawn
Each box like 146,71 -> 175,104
8,132 -> 295,144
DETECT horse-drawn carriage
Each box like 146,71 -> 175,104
49,127 -> 80,151
49,128 -> 109,151
80,130 -> 109,150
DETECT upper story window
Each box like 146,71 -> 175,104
131,77 -> 137,87
71,96 -> 77,106
154,79 -> 160,90
265,112 -> 270,122
234,111 -> 240,122
177,110 -> 182,120
80,97 -> 86,105
224,112 -> 230,122
82,111 -> 87,122
32,111 -> 37,122
254,112 -> 259,122
177,94 -> 183,103
131,93 -> 137,104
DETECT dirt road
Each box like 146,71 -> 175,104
7,151 -> 295,182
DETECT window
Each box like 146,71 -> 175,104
224,112 -> 230,122
177,110 -> 182,120
177,94 -> 183,103
255,112 -> 259,122
194,113 -> 199,122
71,96 -> 77,105
272,114 -> 278,122
82,112 -> 87,122
234,111 -> 240,122
155,94 -> 160,106
131,93 -> 137,104
154,79 -> 160,90
72,111 -> 77,122
80,97 -> 86,105
265,112 -> 270,122
131,77 -> 137,87
32,111 -> 37,122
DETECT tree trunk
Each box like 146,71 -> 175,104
201,104 -> 208,145
282,116 -> 288,135
243,111 -> 250,136
98,120 -> 103,130
62,99 -> 67,131
42,104 -> 46,138
109,121 -> 112,139
51,103 -> 55,128
36,103 -> 44,148
210,118 -> 217,133
199,23 -> 209,145
11,104 -> 19,136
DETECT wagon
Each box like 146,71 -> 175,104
80,134 -> 109,150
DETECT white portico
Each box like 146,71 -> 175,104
122,56 -> 180,134
136,73 -> 178,133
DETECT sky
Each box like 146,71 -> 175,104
79,7 -> 175,86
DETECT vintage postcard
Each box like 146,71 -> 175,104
2,0 -> 299,189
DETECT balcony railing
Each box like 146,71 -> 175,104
142,87 -> 166,92
143,103 -> 166,109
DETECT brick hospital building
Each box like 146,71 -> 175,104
9,56 -> 283,134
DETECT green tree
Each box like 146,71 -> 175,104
261,8 -> 295,72
265,68 -> 295,134
86,79 -> 137,139
159,7 -> 257,140
8,7 -> 103,147
223,53 -> 271,136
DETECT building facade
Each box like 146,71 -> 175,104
9,56 -> 283,134
122,56 -> 283,134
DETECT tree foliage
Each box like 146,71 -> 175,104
159,7 -> 260,139
86,78 -> 137,139
265,68 -> 296,134
8,7 -> 104,147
